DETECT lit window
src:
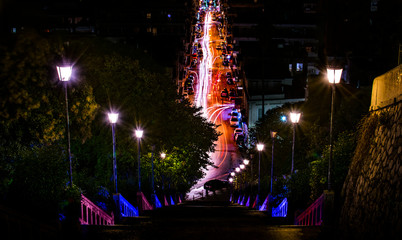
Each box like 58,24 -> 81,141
147,13 -> 151,19
296,63 -> 303,71
289,64 -> 293,72
371,0 -> 378,12
152,27 -> 157,36
147,27 -> 152,33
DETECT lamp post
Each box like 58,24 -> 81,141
270,131 -> 277,194
256,143 -> 264,209
326,68 -> 342,190
108,112 -> 119,193
290,112 -> 301,174
160,152 -> 166,191
57,65 -> 73,187
135,129 -> 144,192
151,145 -> 156,204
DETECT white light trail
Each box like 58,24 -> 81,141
195,11 -> 214,118
206,104 -> 233,124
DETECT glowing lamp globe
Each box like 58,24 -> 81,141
327,68 -> 343,84
135,129 -> 144,139
56,66 -> 72,82
108,113 -> 119,124
290,112 -> 301,124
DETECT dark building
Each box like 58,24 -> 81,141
323,0 -> 402,87
228,0 -> 320,126
226,0 -> 401,126
1,0 -> 193,77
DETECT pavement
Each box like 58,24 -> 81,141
80,189 -> 343,240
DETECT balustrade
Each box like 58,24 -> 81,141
80,194 -> 114,225
272,198 -> 288,217
113,193 -> 138,217
294,194 -> 324,226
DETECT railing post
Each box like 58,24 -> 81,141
113,193 -> 121,223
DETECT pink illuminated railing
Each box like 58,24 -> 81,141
294,194 -> 324,226
137,192 -> 153,211
80,194 -> 114,225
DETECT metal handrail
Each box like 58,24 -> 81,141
113,193 -> 138,217
272,198 -> 288,217
294,194 -> 324,226
80,194 -> 114,225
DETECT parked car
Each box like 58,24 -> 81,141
230,108 -> 239,115
221,88 -> 229,98
230,116 -> 240,127
229,88 -> 236,97
234,128 -> 243,140
204,179 -> 229,191
235,134 -> 246,146
187,87 -> 194,95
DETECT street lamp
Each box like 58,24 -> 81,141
160,152 -> 167,192
290,112 -> 301,174
57,65 -> 73,187
235,167 -> 241,173
270,131 -> 277,194
150,145 -> 156,205
240,164 -> 245,170
135,129 -> 144,192
243,159 -> 249,165
230,172 -> 235,177
326,67 -> 342,190
108,112 -> 119,193
256,143 -> 264,208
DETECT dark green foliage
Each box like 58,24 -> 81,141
0,29 -> 218,221
6,145 -> 68,223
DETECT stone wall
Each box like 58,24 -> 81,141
370,64 -> 402,111
340,100 -> 402,239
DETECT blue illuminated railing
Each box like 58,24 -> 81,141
80,194 -> 114,225
294,194 -> 324,226
113,193 -> 138,217
272,198 -> 288,217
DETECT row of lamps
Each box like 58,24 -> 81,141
228,67 -> 342,208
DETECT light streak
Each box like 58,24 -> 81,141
195,11 -> 214,118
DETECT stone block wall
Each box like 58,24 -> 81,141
340,102 -> 402,239
370,64 -> 402,111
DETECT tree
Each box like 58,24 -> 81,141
0,29 -> 99,204
60,36 -> 219,199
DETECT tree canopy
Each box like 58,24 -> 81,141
0,29 -> 219,220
